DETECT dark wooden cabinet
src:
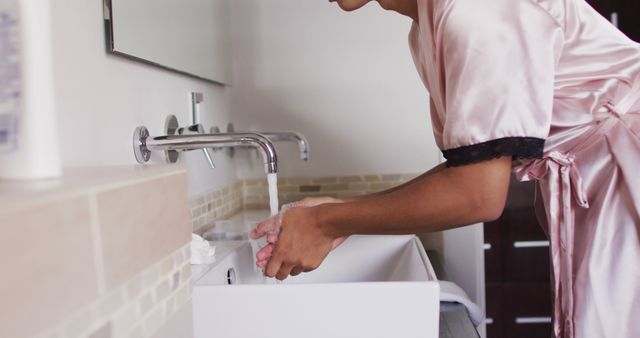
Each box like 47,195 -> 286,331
586,0 -> 640,42
484,177 -> 552,338
503,283 -> 553,338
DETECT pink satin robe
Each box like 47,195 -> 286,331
408,0 -> 640,337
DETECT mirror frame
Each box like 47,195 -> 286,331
103,0 -> 228,85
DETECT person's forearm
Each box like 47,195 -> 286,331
341,162 -> 447,202
316,157 -> 511,238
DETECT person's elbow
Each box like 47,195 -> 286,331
469,191 -> 507,223
445,156 -> 512,224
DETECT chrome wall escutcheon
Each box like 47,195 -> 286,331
133,126 -> 151,163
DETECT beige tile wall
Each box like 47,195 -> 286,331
243,174 -> 418,209
189,181 -> 243,233
0,167 -> 192,338
34,245 -> 191,338
189,173 -> 419,233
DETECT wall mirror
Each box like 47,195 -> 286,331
104,0 -> 232,85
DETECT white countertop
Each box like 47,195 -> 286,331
0,164 -> 186,211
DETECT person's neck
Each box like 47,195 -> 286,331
382,0 -> 419,22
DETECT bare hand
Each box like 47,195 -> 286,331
263,206 -> 334,280
250,196 -> 342,241
251,197 -> 348,274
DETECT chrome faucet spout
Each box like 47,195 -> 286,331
133,126 -> 278,173
260,132 -> 309,161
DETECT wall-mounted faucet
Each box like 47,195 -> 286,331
187,92 -> 309,163
259,132 -> 309,161
133,116 -> 278,174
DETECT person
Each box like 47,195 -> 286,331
250,0 -> 640,337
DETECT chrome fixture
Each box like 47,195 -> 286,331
164,115 -> 180,163
260,132 -> 309,161
133,116 -> 278,173
178,122 -> 216,169
223,123 -> 236,158
191,92 -> 204,124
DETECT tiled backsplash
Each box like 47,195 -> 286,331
190,173 -> 419,233
35,245 -> 191,338
245,174 -> 419,208
189,181 -> 243,232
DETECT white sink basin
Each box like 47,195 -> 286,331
192,235 -> 440,338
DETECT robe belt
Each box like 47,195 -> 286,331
513,82 -> 640,338
514,150 -> 585,338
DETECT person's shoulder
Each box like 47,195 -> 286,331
524,0 -> 565,27
440,0 -> 563,18
439,0 -> 563,33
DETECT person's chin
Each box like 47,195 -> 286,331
331,0 -> 371,12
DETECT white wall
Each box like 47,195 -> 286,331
51,0 -> 236,196
229,0 -> 440,178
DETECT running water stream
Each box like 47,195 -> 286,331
265,173 -> 281,283
267,173 -> 279,216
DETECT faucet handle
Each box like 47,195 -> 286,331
201,147 -> 216,169
178,124 -> 216,169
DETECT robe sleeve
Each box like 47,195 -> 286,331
438,0 -> 563,166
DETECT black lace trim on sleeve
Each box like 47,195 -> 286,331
443,137 -> 545,167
